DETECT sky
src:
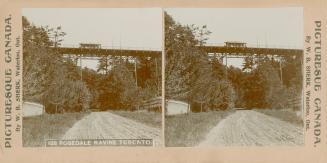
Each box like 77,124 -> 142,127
23,8 -> 162,70
22,8 -> 303,70
166,8 -> 303,68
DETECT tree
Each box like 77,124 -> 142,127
165,12 -> 210,100
227,66 -> 247,107
242,56 -> 255,72
242,61 -> 287,109
165,12 -> 235,111
23,16 -> 60,103
97,56 -> 113,74
23,16 -> 91,113
165,13 -> 197,99
96,63 -> 137,110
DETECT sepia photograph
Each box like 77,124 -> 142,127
22,8 -> 163,147
0,0 -> 327,162
165,8 -> 304,147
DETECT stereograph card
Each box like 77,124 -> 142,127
0,0 -> 326,162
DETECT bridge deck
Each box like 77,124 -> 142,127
55,46 -> 303,58
201,46 -> 303,56
54,47 -> 161,57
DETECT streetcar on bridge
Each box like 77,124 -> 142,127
224,41 -> 247,48
79,43 -> 102,49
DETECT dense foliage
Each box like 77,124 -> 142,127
165,12 -> 302,112
232,56 -> 302,110
23,16 -> 90,113
23,16 -> 160,113
165,12 -> 235,111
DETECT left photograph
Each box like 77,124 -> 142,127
22,8 -> 163,147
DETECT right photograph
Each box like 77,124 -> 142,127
164,8 -> 304,147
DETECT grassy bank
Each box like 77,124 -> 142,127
255,109 -> 303,126
23,112 -> 89,147
111,110 -> 162,129
165,110 -> 234,147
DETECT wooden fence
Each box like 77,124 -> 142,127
140,97 -> 162,112
287,96 -> 302,111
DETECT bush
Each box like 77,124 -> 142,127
242,61 -> 288,109
44,78 -> 92,113
208,80 -> 236,110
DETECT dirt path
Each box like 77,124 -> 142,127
199,110 -> 303,146
61,112 -> 162,146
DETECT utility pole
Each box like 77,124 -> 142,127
134,57 -> 138,87
80,54 -> 83,81
279,56 -> 283,84
134,57 -> 139,111
225,53 -> 228,79
105,55 -> 108,75
155,58 -> 159,96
